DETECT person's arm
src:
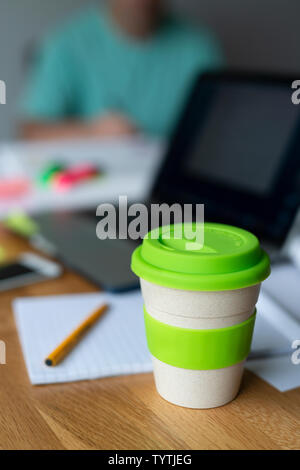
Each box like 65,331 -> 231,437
20,113 -> 137,141
20,33 -> 137,140
21,121 -> 90,141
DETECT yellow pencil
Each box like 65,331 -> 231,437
45,303 -> 109,366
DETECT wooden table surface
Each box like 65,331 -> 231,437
0,228 -> 299,450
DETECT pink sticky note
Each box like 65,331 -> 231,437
53,164 -> 99,192
0,179 -> 29,198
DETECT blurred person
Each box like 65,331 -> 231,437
20,0 -> 223,140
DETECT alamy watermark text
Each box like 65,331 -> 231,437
0,80 -> 6,104
96,196 -> 204,248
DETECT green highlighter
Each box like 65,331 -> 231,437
131,222 -> 270,409
3,211 -> 39,238
3,211 -> 57,256
39,163 -> 65,186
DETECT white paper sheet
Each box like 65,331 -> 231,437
246,355 -> 300,392
0,137 -> 164,217
246,263 -> 300,392
13,291 -> 152,385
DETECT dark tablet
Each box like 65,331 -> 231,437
151,71 -> 300,246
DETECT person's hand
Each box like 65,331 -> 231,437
87,112 -> 138,137
21,113 -> 138,141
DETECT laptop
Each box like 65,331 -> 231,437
33,71 -> 300,291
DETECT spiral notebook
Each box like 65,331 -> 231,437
13,291 -> 152,385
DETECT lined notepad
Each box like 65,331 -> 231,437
13,291 -> 152,385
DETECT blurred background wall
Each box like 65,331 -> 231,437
1,0 -> 300,140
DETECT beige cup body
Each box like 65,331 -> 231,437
141,279 -> 260,409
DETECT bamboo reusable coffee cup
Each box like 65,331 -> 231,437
131,223 -> 270,409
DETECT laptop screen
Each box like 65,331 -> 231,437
151,73 -> 300,245
187,82 -> 299,197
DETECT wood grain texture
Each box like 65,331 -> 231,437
0,229 -> 299,450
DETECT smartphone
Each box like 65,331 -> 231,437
0,253 -> 62,292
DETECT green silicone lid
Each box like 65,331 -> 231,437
131,223 -> 270,291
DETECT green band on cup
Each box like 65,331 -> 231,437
144,308 -> 256,370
